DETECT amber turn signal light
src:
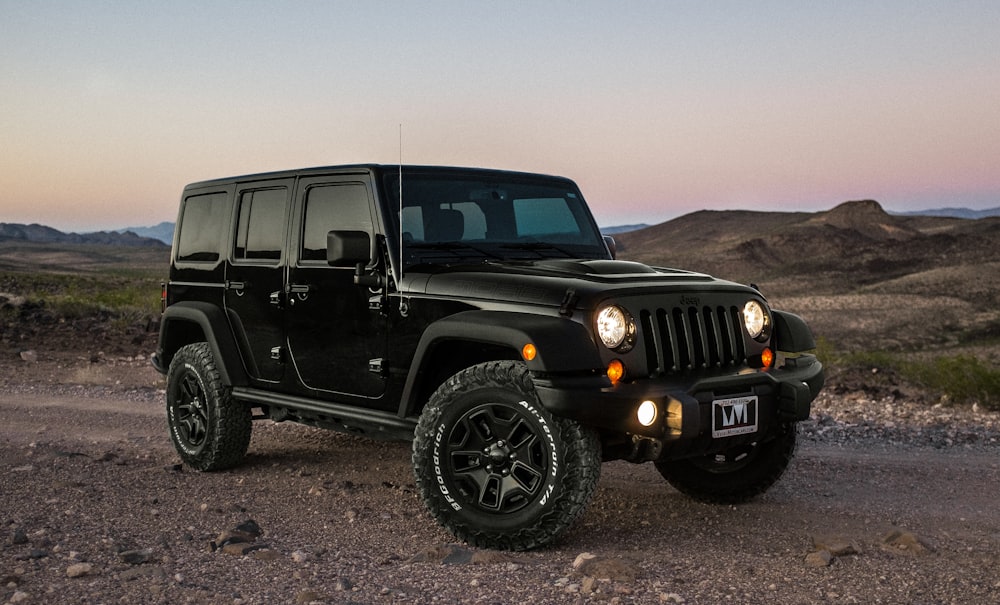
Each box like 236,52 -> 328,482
607,359 -> 625,384
761,347 -> 774,368
521,343 -> 537,361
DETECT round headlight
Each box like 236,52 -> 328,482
743,300 -> 771,341
596,305 -> 634,351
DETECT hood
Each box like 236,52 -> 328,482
400,258 -> 749,308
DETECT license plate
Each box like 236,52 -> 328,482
712,395 -> 758,438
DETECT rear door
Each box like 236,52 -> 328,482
224,179 -> 292,383
285,174 -> 390,406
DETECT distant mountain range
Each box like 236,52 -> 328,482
2,205 -> 996,249
601,223 -> 651,235
117,221 -> 174,244
890,207 -> 1000,220
0,223 -> 167,247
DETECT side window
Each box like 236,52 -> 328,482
301,183 -> 373,261
234,188 -> 288,262
513,198 -> 582,237
177,192 -> 228,262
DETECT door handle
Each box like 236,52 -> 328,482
287,283 -> 312,305
227,281 -> 246,297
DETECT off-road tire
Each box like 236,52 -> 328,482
655,423 -> 796,504
166,342 -> 251,471
413,360 -> 601,551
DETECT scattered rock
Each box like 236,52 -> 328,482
19,350 -> 38,363
222,542 -> 259,556
811,535 -> 860,557
882,529 -> 935,555
441,546 -> 473,565
407,544 -> 457,564
66,562 -> 94,578
14,549 -> 48,561
9,590 -> 30,604
291,549 -> 312,564
805,550 -> 834,567
334,577 -> 353,591
119,548 -> 153,565
251,548 -> 281,561
119,566 -> 168,582
295,590 -> 326,603
469,550 -> 516,565
572,552 -> 639,581
234,519 -> 262,537
10,527 -> 28,545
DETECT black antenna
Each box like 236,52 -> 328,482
398,124 -> 404,284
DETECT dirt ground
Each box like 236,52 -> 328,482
1,354 -> 999,604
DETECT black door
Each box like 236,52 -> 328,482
285,176 -> 389,405
224,180 -> 292,383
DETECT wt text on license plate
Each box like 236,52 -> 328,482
712,395 -> 758,438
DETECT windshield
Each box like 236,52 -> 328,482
383,172 -> 609,268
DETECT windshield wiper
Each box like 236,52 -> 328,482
499,242 -> 577,258
407,241 -> 503,260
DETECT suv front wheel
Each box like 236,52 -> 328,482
413,361 -> 601,551
654,422 -> 796,504
166,342 -> 252,471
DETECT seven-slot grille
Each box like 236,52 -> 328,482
640,305 -> 747,375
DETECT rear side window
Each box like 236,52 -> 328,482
176,192 -> 228,262
301,183 -> 373,261
234,188 -> 288,262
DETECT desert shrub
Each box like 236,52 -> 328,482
821,338 -> 1000,410
0,270 -> 160,321
907,355 -> 1000,411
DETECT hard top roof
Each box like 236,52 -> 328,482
182,164 -> 576,190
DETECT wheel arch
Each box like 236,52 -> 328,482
398,310 -> 604,418
772,310 -> 817,353
154,302 -> 248,387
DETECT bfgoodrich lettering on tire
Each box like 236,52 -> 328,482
412,360 -> 601,551
166,342 -> 251,471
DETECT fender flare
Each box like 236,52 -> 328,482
398,310 -> 603,416
154,301 -> 248,387
772,310 -> 816,353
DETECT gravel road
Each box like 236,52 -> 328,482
2,385 -> 999,605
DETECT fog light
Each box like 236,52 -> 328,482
637,400 -> 658,427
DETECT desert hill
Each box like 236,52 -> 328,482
616,200 -> 999,292
615,201 -> 1000,353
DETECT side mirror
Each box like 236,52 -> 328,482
327,231 -> 371,267
603,235 -> 617,259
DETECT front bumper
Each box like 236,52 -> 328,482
532,354 -> 823,442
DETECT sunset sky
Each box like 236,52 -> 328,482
2,1 -> 998,232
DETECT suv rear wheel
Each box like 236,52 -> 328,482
413,361 -> 600,551
166,342 -> 251,471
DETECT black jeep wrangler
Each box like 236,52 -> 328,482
152,164 -> 823,550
